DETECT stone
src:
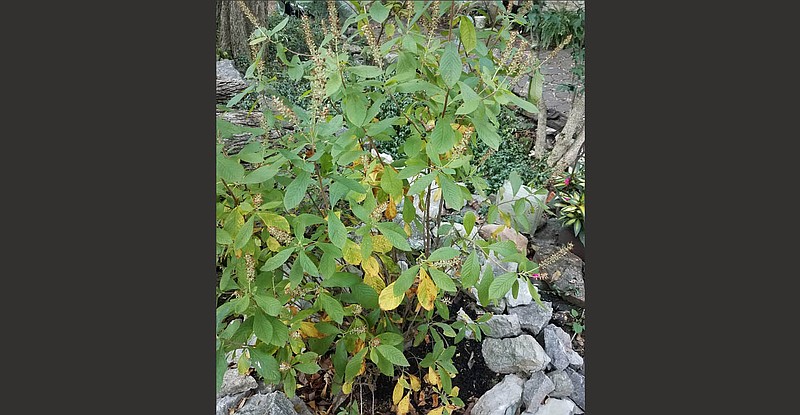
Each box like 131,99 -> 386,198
216,59 -> 248,104
479,251 -> 519,282
482,335 -> 551,375
484,314 -> 522,338
505,278 -> 534,307
546,370 -> 574,398
470,287 -> 507,314
479,224 -> 529,256
508,302 -> 553,335
290,396 -> 314,415
217,369 -> 258,398
216,393 -> 246,415
543,325 -> 583,371
533,246 -> 585,307
494,181 -> 549,235
527,398 -> 577,415
565,368 -> 585,411
522,372 -> 555,414
236,391 -> 298,415
471,374 -> 526,415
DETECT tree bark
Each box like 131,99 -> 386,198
534,96 -> 549,160
217,1 -> 269,59
547,92 -> 584,167
552,126 -> 585,173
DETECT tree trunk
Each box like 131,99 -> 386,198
534,96 -> 549,160
552,127 -> 585,173
217,1 -> 270,60
547,92 -> 584,167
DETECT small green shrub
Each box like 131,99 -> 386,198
553,163 -> 585,245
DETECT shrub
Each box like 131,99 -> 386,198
216,2 -> 549,412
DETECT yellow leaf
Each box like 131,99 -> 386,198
364,272 -> 386,293
267,236 -> 281,251
491,225 -> 505,239
343,240 -> 362,265
385,197 -> 398,220
450,386 -> 459,397
404,223 -> 412,237
342,380 -> 353,394
372,234 -> 393,253
425,366 -> 441,388
379,282 -> 405,310
393,381 -> 404,405
433,187 -> 442,202
397,392 -> 411,415
427,407 -> 444,415
417,268 -> 437,311
362,255 -> 380,278
409,374 -> 421,392
300,321 -> 326,339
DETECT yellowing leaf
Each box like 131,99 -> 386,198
363,255 -> 380,278
393,381 -> 404,405
409,374 -> 421,391
343,240 -> 362,265
364,272 -> 387,293
342,380 -> 353,394
397,392 -> 411,415
379,282 -> 405,310
372,234 -> 393,253
404,223 -> 412,237
491,225 -> 505,239
451,386 -> 459,397
299,322 -> 326,339
267,236 -> 281,251
425,366 -> 441,388
427,407 -> 444,415
417,268 -> 437,311
385,197 -> 398,220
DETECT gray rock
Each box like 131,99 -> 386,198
290,396 -> 314,415
533,246 -> 585,307
484,314 -> 522,338
482,335 -> 551,375
479,251 -> 519,282
236,391 -> 298,415
565,368 -> 585,411
469,287 -> 507,314
505,278 -> 534,307
494,181 -> 549,234
508,302 -> 553,335
216,60 -> 248,104
546,370 -> 574,398
217,59 -> 244,81
527,398 -> 577,415
543,325 -> 583,371
471,374 -> 526,415
216,393 -> 246,415
218,368 -> 258,398
522,372 -> 555,413
479,224 -> 529,256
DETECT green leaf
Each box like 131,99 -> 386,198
439,43 -> 462,88
407,172 -> 436,196
509,170 -> 522,197
393,265 -> 421,296
268,16 -> 290,36
217,154 -> 245,183
429,118 -> 455,155
369,1 -> 390,22
234,216 -> 254,250
345,347 -> 368,381
242,163 -> 282,184
477,265 -> 494,306
253,310 -> 274,344
216,228 -> 233,245
284,170 -> 313,211
376,344 -> 410,366
254,295 -> 283,316
294,362 -> 321,374
327,212 -> 347,249
331,175 -> 367,194
461,251 -> 480,288
349,65 -> 384,78
349,283 -> 380,309
429,268 -> 457,292
459,16 -> 477,53
319,293 -> 345,324
463,212 -> 476,237
268,315 -> 289,346
488,272 -> 517,300
216,345 -> 227,393
455,82 -> 480,115
250,347 -> 280,384
434,322 -> 457,337
471,107 -> 501,150
260,247 -> 295,271
376,222 -> 411,251
402,135 -> 423,159
297,251 -> 319,276
326,71 -> 342,98
505,90 -> 538,114
380,167 -> 403,201
375,332 -> 404,346
345,91 -> 368,127
427,247 -> 460,262
323,272 -> 362,288
438,173 -> 463,210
